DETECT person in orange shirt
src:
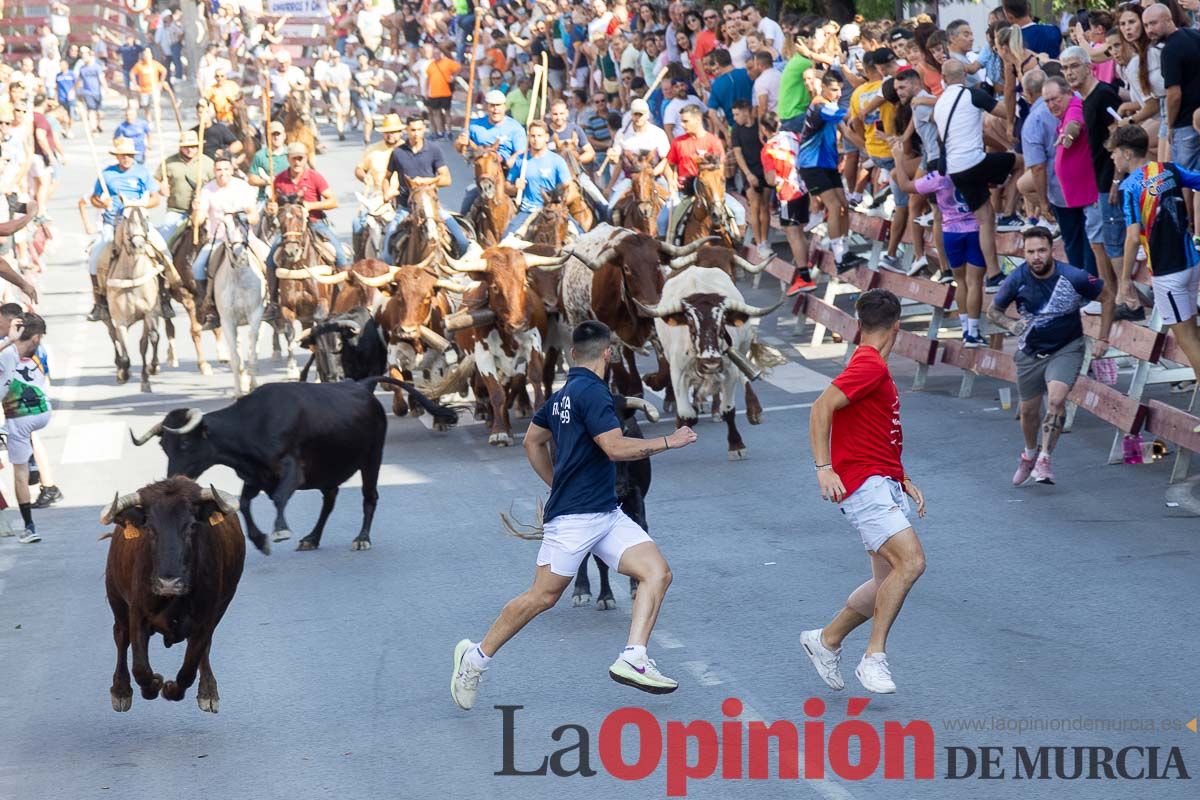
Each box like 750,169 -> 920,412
129,47 -> 175,112
486,30 -> 507,76
204,66 -> 241,124
425,41 -> 461,139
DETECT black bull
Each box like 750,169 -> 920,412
297,307 -> 387,384
131,378 -> 456,553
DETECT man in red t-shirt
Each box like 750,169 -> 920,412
264,142 -> 347,316
658,104 -> 745,237
802,289 -> 927,696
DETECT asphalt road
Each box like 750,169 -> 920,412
0,102 -> 1197,800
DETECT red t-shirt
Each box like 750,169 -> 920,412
274,167 -> 330,220
692,29 -> 718,82
830,346 -> 904,498
666,131 -> 724,187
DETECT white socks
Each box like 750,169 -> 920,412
831,236 -> 847,261
622,644 -> 647,662
1024,447 -> 1038,459
467,643 -> 492,669
966,317 -> 980,336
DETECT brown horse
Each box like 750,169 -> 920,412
467,144 -> 514,247
282,88 -> 317,162
681,154 -> 739,248
101,207 -> 161,392
549,134 -> 595,232
613,153 -> 665,236
273,200 -> 348,378
165,223 -> 223,374
394,181 -> 450,268
228,97 -> 260,167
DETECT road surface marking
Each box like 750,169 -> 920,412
60,422 -> 126,464
343,464 -> 432,487
651,630 -> 684,650
680,660 -> 724,686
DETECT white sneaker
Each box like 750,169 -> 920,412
1082,300 -> 1103,316
906,255 -> 929,277
878,254 -> 905,273
804,210 -> 826,233
913,212 -> 934,228
756,242 -> 773,259
451,639 -> 486,710
17,527 -> 40,544
608,652 -> 678,694
800,629 -> 844,690
855,652 -> 896,693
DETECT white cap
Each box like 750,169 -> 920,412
839,23 -> 861,43
630,97 -> 650,115
484,89 -> 507,105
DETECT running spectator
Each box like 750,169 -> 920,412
0,312 -> 53,544
113,105 -> 152,165
76,48 -> 106,134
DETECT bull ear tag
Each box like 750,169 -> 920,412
123,524 -> 142,540
208,512 -> 225,527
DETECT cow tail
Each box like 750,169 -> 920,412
414,353 -> 476,399
748,340 -> 788,373
361,377 -> 459,424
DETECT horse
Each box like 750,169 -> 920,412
166,223 -> 226,375
392,181 -> 449,269
272,198 -> 347,379
353,190 -> 394,262
552,134 -> 599,229
613,152 -> 665,236
680,154 -> 740,248
228,96 -> 261,166
101,206 -> 161,392
467,144 -> 514,248
210,215 -> 268,396
281,87 -> 317,162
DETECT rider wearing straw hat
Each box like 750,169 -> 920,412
352,112 -> 404,260
157,129 -> 214,245
86,137 -> 175,322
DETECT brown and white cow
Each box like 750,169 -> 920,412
446,247 -> 568,445
637,266 -> 783,459
102,477 -> 244,713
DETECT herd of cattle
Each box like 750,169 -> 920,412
100,215 -> 790,713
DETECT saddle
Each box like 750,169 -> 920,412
668,195 -> 695,245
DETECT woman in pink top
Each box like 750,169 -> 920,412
1051,92 -> 1099,210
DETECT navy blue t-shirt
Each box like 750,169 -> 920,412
532,367 -> 621,522
993,261 -> 1103,357
386,142 -> 447,206
1020,22 -> 1062,60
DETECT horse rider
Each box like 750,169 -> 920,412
203,65 -> 241,125
192,150 -> 268,330
353,111 -> 404,259
505,120 -> 577,238
454,89 -> 527,216
546,97 -> 609,221
267,50 -> 308,118
605,97 -> 672,217
381,114 -> 471,258
87,137 -> 178,322
193,100 -> 242,166
655,104 -> 746,240
263,142 -> 348,319
157,129 -> 213,248
247,120 -> 289,206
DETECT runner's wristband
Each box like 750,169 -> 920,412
663,436 -> 669,451
815,464 -> 832,472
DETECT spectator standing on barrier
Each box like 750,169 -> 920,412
1143,3 -> 1200,232
988,227 -> 1109,486
803,289 -> 927,695
1109,123 -> 1200,434
760,111 -> 815,296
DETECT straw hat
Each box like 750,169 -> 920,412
178,130 -> 201,147
377,113 -> 404,133
110,137 -> 137,156
286,141 -> 309,156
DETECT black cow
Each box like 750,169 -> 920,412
298,307 -> 387,384
131,378 -> 456,553
572,393 -> 657,610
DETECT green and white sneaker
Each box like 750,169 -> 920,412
451,639 -> 485,711
608,653 -> 678,694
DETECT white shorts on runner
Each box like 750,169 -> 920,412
839,475 -> 912,552
1152,267 -> 1200,326
5,411 -> 51,465
537,508 -> 652,577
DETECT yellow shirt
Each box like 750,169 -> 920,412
206,81 -> 241,124
849,80 -> 897,160
357,140 -> 395,193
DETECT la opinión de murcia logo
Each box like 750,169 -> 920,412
495,699 -> 1192,796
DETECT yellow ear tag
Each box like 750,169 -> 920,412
208,512 -> 225,526
123,524 -> 142,540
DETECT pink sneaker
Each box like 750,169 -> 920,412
1012,452 -> 1036,486
1032,453 -> 1055,484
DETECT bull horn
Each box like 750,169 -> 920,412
658,236 -> 719,258
275,267 -> 314,280
524,253 -> 570,271
200,486 -> 238,515
418,325 -> 452,352
733,252 -> 769,274
352,266 -> 400,288
668,253 -> 699,270
129,420 -> 164,446
728,297 -> 787,317
163,408 -> 203,435
314,271 -> 350,285
623,396 -> 661,423
435,278 -> 481,293
564,244 -> 615,271
100,491 -> 142,525
444,252 -> 489,273
631,298 -> 683,319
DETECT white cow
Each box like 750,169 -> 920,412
639,267 -> 782,459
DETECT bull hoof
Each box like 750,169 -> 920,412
488,433 -> 513,446
116,372 -> 129,385
572,592 -> 591,607
168,355 -> 180,368
748,410 -> 763,425
197,693 -> 219,714
110,689 -> 132,712
161,680 -> 185,702
409,404 -> 424,418
199,362 -> 213,376
248,532 -> 271,555
296,536 -> 319,551
141,382 -> 153,393
596,595 -> 616,610
728,448 -> 748,460
148,362 -> 159,376
140,674 -> 163,700
272,529 -> 292,543
433,419 -> 455,433
351,537 -> 372,551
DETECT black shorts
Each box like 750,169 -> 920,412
779,195 -> 810,227
426,96 -> 452,112
949,152 -> 1016,212
799,167 -> 842,196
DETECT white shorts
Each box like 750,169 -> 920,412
839,475 -> 912,553
1153,267 -> 1200,326
5,411 -> 50,465
536,508 -> 652,577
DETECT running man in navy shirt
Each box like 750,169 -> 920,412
452,321 -> 697,710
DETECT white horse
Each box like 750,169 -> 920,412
210,216 -> 267,396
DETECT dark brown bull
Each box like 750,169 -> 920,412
102,477 -> 244,714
